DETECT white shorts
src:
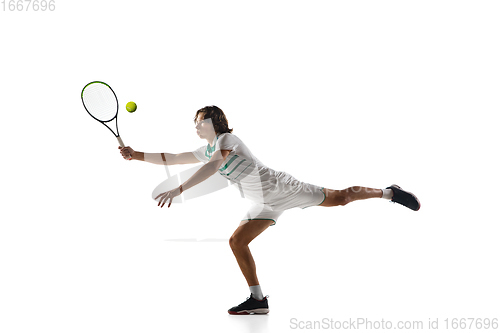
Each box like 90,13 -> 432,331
240,172 -> 325,226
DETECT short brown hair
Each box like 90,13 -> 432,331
194,106 -> 233,134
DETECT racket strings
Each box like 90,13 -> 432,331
82,83 -> 118,122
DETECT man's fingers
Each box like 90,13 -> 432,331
155,192 -> 167,200
156,192 -> 170,208
163,195 -> 170,208
155,191 -> 178,208
156,193 -> 163,206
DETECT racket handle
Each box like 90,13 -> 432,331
117,136 -> 132,160
117,136 -> 125,147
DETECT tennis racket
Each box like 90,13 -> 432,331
81,81 -> 131,159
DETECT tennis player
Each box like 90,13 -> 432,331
119,106 -> 420,315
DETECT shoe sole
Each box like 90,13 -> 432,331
391,184 -> 421,211
228,308 -> 269,315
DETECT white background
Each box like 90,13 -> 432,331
1,1 -> 499,332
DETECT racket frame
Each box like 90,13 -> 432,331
81,81 -> 129,158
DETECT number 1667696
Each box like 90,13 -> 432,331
2,0 -> 55,11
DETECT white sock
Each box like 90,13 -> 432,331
249,285 -> 263,300
381,188 -> 393,200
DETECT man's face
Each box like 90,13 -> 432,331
195,113 -> 215,140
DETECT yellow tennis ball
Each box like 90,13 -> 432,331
126,101 -> 137,113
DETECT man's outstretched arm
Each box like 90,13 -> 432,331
181,149 -> 230,192
156,149 -> 230,207
119,146 -> 200,166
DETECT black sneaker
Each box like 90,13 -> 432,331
387,184 -> 421,211
228,294 -> 269,315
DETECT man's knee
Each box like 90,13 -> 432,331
335,191 -> 351,206
323,189 -> 351,206
229,234 -> 245,250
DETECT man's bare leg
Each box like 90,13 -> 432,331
320,185 -> 420,211
228,219 -> 273,314
320,186 -> 385,207
229,219 -> 273,287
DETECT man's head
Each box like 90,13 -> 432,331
194,106 -> 233,137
